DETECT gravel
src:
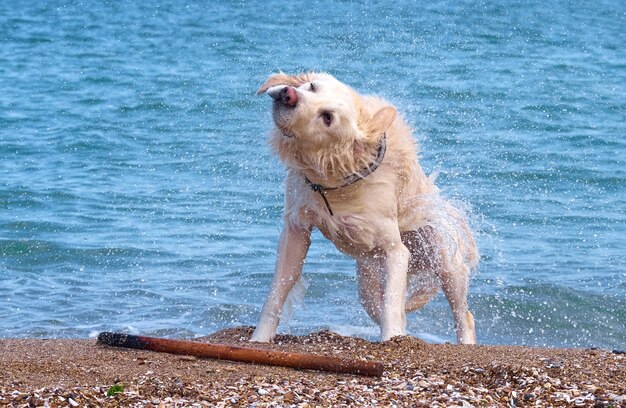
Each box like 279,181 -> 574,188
1,326 -> 624,407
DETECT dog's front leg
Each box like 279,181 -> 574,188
250,224 -> 311,342
380,238 -> 410,341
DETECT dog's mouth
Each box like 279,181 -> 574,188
267,85 -> 300,136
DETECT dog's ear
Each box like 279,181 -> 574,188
257,72 -> 314,95
368,106 -> 397,137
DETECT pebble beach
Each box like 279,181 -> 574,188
1,327 -> 624,407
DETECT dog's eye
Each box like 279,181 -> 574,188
320,110 -> 333,126
309,82 -> 316,92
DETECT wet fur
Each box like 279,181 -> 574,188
252,72 -> 479,343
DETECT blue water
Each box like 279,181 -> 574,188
1,1 -> 624,349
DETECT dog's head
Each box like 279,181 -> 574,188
258,72 -> 396,148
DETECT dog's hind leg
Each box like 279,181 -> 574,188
356,259 -> 384,325
438,258 -> 476,344
402,227 -> 441,313
403,226 -> 476,343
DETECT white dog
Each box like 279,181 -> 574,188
251,72 -> 478,344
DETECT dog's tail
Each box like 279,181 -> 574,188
405,289 -> 438,313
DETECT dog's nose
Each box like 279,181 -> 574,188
270,86 -> 298,107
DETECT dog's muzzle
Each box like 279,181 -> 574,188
268,86 -> 298,107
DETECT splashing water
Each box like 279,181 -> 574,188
0,1 -> 624,349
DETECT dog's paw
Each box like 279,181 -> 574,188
381,328 -> 406,342
250,327 -> 275,343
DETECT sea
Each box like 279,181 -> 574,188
1,1 -> 624,350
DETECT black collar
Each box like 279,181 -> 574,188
304,133 -> 387,216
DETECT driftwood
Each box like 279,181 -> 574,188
97,332 -> 384,377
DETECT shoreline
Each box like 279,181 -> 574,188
1,326 -> 624,407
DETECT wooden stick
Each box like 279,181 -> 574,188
97,332 -> 384,377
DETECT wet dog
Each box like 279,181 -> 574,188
251,72 -> 478,343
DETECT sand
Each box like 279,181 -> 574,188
0,326 -> 624,407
